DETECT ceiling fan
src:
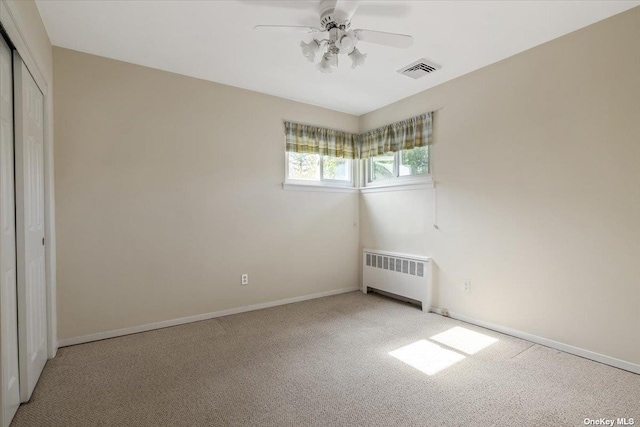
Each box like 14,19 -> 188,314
254,0 -> 413,73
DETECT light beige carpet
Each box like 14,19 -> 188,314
11,291 -> 640,426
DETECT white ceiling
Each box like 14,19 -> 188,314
36,0 -> 638,115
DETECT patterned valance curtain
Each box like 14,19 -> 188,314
284,122 -> 359,160
358,112 -> 433,159
284,112 -> 433,159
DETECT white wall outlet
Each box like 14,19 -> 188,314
463,281 -> 471,292
241,274 -> 249,285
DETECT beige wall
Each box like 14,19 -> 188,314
360,8 -> 640,365
53,48 -> 360,340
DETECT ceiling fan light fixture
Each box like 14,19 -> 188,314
327,51 -> 338,67
317,52 -> 337,73
256,0 -> 418,74
300,39 -> 321,62
349,47 -> 366,69
336,32 -> 357,54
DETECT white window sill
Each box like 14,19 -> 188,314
283,178 -> 434,194
282,182 -> 359,193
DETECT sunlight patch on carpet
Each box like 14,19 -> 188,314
389,339 -> 465,375
430,326 -> 499,355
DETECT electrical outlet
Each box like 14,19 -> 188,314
241,274 -> 249,285
463,281 -> 471,292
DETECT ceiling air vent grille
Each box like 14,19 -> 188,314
398,58 -> 442,79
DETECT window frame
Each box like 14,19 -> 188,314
284,152 -> 357,191
365,147 -> 432,189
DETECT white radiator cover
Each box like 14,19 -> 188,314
362,249 -> 432,312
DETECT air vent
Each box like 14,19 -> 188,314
366,252 -> 426,278
398,58 -> 442,79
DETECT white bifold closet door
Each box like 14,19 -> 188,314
0,36 -> 20,425
13,52 -> 47,403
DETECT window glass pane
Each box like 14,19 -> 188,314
288,153 -> 320,180
322,156 -> 350,181
370,152 -> 395,182
399,146 -> 429,176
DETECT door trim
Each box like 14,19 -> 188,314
0,0 -> 57,359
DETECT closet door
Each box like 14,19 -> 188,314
13,53 -> 47,403
0,36 -> 20,425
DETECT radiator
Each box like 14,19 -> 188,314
362,249 -> 432,312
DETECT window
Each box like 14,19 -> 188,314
286,152 -> 354,188
367,146 -> 430,186
284,146 -> 429,192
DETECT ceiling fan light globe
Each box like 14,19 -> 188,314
349,47 -> 366,69
300,40 -> 320,62
316,60 -> 333,73
317,52 -> 337,73
338,35 -> 356,53
326,52 -> 338,68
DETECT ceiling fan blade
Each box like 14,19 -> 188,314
253,25 -> 322,34
354,29 -> 413,48
333,0 -> 360,22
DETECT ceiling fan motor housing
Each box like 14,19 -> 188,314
320,0 -> 350,30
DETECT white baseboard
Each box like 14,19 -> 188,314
430,307 -> 640,375
58,287 -> 359,348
